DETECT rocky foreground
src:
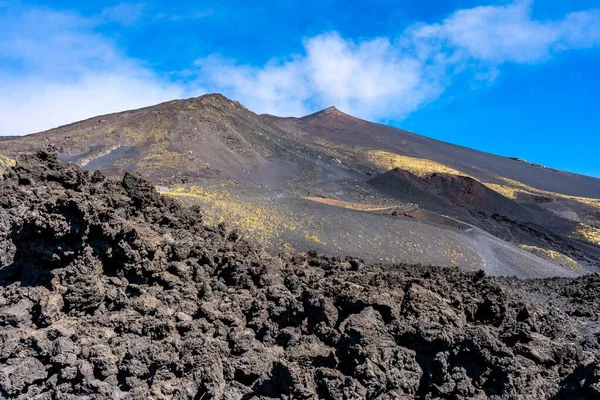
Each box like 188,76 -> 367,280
0,152 -> 599,399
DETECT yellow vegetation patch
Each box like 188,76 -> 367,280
162,185 -> 283,245
304,232 -> 326,246
122,126 -> 170,145
138,148 -> 190,170
0,155 -> 16,175
366,151 -> 467,177
485,177 -> 600,210
303,196 -> 398,212
570,224 -> 600,246
519,245 -> 580,271
0,155 -> 16,168
364,151 -> 600,212
162,186 -> 333,250
283,243 -> 295,252
483,184 -> 521,200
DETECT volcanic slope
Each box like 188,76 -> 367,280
2,152 -> 600,399
368,169 -> 600,268
0,94 -> 345,185
268,107 -> 600,272
0,94 -> 598,275
274,106 -> 600,198
271,108 -> 600,235
165,185 -> 583,278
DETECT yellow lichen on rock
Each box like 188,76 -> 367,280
0,154 -> 16,168
0,154 -> 16,175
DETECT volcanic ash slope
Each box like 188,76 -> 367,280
0,152 -> 600,399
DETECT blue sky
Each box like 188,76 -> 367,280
1,1 -> 599,177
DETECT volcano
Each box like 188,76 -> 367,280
0,94 -> 598,277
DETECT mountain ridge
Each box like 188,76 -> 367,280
0,93 -> 598,276
2,93 -> 598,185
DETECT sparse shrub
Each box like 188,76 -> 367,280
519,244 -> 581,271
366,150 -> 467,177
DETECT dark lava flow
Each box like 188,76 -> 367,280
0,152 -> 599,399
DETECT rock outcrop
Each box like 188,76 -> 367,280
0,152 -> 599,399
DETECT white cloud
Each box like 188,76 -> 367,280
0,1 -> 599,135
303,34 -> 437,117
0,74 -> 185,136
100,3 -> 146,26
196,55 -> 312,117
0,8 -> 119,76
412,1 -> 559,63
154,9 -> 213,22
0,6 -> 195,136
196,33 -> 444,120
409,0 -> 600,64
196,1 -> 600,120
556,10 -> 600,50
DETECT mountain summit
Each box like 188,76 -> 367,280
302,106 -> 351,119
0,94 -> 598,276
1,93 -> 598,195
0,94 -> 311,183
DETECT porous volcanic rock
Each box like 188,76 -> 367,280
0,152 -> 599,399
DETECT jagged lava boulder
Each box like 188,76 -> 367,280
0,152 -> 599,399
